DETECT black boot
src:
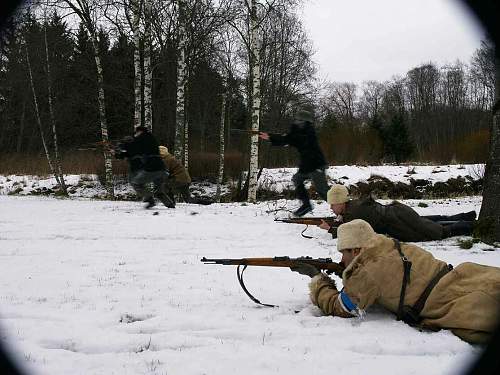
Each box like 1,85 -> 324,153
144,197 -> 156,209
158,193 -> 175,208
293,203 -> 313,217
446,221 -> 474,237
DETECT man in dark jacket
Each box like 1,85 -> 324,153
115,126 -> 174,209
319,184 -> 476,242
259,110 -> 329,216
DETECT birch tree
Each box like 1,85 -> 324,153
246,0 -> 261,202
174,0 -> 187,162
143,0 -> 153,130
44,2 -> 67,194
60,0 -> 113,197
130,0 -> 143,130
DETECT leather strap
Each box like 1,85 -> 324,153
393,239 -> 412,321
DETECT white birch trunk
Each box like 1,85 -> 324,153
174,0 -> 187,161
91,35 -> 114,197
44,4 -> 67,194
133,0 -> 143,130
25,43 -> 59,184
247,0 -> 261,202
216,89 -> 227,202
143,0 -> 153,131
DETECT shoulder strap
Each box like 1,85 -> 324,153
393,239 -> 412,321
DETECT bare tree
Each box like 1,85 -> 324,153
43,1 -> 67,194
479,49 -> 500,243
174,0 -> 187,162
60,0 -> 114,197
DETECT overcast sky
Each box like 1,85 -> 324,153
300,0 -> 486,84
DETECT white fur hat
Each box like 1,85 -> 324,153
337,219 -> 376,252
158,145 -> 169,157
327,184 -> 349,204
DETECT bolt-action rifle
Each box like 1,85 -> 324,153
275,217 -> 341,238
230,129 -> 279,136
201,256 -> 344,307
76,140 -> 118,151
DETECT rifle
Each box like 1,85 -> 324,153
274,217 -> 340,238
76,140 -> 117,151
230,129 -> 279,136
201,256 -> 344,307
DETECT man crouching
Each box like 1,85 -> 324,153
291,219 -> 500,344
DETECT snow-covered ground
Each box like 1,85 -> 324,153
0,163 -> 484,198
0,194 -> 498,375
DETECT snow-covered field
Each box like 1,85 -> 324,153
1,193 -> 498,375
0,163 -> 484,198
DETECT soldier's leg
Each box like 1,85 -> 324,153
129,170 -> 153,201
177,182 -> 193,203
292,171 -> 310,206
310,168 -> 329,201
424,211 -> 477,222
153,172 -> 175,208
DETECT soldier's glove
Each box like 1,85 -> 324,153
290,262 -> 320,278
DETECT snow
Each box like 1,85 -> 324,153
0,191 -> 498,375
0,163 -> 484,198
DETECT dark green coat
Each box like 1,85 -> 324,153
342,197 -> 445,242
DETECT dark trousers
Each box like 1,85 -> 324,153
292,168 -> 329,206
129,170 -> 168,201
164,179 -> 192,203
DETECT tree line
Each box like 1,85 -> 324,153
0,1 -> 496,197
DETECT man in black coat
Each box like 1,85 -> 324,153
115,126 -> 174,209
259,110 -> 329,216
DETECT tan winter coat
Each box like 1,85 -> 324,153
159,151 -> 191,184
309,234 -> 500,344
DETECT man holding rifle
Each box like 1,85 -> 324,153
259,109 -> 329,217
114,126 -> 174,209
317,184 -> 476,242
290,219 -> 500,344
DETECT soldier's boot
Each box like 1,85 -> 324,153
446,221 -> 474,237
293,202 -> 313,217
144,196 -> 156,209
157,192 -> 175,208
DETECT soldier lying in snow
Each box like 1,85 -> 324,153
318,184 -> 475,242
291,219 -> 500,345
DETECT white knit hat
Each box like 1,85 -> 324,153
327,184 -> 349,204
337,219 -> 377,252
158,145 -> 169,157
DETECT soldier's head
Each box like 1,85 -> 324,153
327,184 -> 349,215
337,219 -> 376,267
158,145 -> 170,157
293,109 -> 314,126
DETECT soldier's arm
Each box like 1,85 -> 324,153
309,268 -> 380,318
308,274 -> 357,318
268,132 -> 291,146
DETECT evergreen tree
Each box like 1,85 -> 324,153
382,114 -> 414,164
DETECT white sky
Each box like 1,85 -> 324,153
300,0 -> 486,84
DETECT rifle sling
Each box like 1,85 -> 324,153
301,225 -> 313,239
237,265 -> 277,308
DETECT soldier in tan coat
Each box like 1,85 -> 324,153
291,219 -> 500,344
158,146 -> 193,204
